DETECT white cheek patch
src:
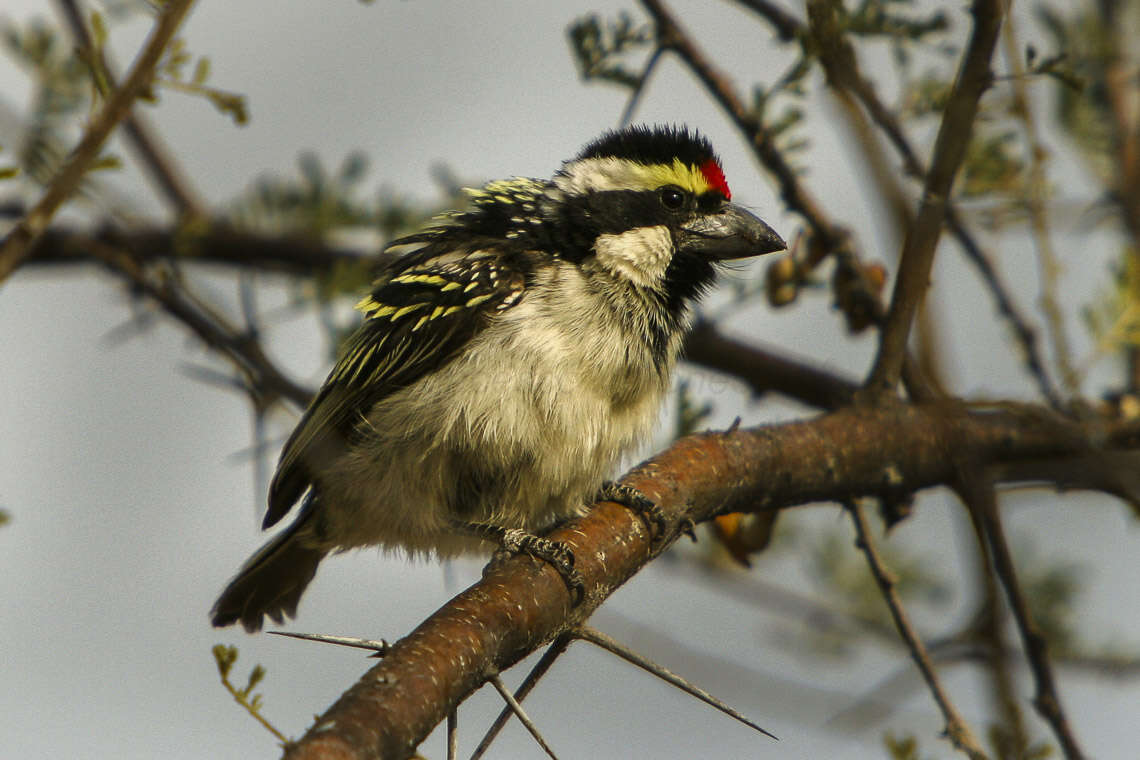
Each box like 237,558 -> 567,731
593,226 -> 673,288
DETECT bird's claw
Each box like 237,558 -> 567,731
598,481 -> 669,549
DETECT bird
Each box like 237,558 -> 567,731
211,125 -> 785,631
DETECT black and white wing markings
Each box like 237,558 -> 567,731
392,178 -> 550,245
265,252 -> 526,528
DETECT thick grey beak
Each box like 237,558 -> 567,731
678,204 -> 785,261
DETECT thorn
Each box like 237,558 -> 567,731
268,631 -> 389,656
487,673 -> 562,760
447,708 -> 458,760
574,626 -> 777,740
471,636 -> 572,760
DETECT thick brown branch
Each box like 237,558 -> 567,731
282,401 -> 1138,759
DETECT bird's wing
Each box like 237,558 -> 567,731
264,246 -> 529,528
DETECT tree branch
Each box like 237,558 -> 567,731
0,0 -> 199,284
639,0 -> 922,394
86,237 -> 313,408
959,472 -> 1088,759
281,400 -> 1139,759
639,0 -> 844,250
683,320 -> 858,410
27,224 -> 366,276
865,0 -> 1004,395
54,0 -> 207,217
806,0 -> 1061,407
732,0 -> 803,42
846,500 -> 989,759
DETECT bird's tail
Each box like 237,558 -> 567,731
210,514 -> 324,633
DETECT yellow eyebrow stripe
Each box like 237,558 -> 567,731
557,157 -> 717,196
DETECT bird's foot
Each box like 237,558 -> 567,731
459,521 -> 584,604
597,481 -> 669,549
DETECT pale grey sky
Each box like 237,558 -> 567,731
1,2 -> 1137,759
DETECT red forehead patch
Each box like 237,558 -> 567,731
700,159 -> 731,200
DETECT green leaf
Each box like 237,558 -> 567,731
192,57 -> 210,86
338,151 -> 369,186
566,12 -> 651,90
88,153 -> 123,173
212,644 -> 238,678
247,664 -> 266,691
206,89 -> 248,125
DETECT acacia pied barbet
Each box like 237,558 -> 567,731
212,125 -> 785,631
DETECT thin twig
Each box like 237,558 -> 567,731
966,492 -> 1033,755
806,0 -> 1061,407
948,210 -> 1062,407
86,238 -> 312,407
866,0 -> 1005,396
639,0 -> 925,396
486,674 -> 561,760
731,0 -> 803,42
844,500 -> 989,760
683,320 -> 859,409
1097,0 -> 1140,394
213,647 -> 291,746
959,473 -> 1087,759
575,625 -> 777,740
639,0 -> 841,249
0,0 -> 198,284
618,46 -> 664,128
470,635 -> 572,760
1000,11 -> 1078,396
54,0 -> 206,217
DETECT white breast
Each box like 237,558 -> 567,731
320,260 -> 681,556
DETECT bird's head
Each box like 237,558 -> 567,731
549,125 -> 785,304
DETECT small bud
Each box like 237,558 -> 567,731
766,255 -> 799,307
863,262 -> 888,295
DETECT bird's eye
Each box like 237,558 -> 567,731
659,185 -> 686,210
